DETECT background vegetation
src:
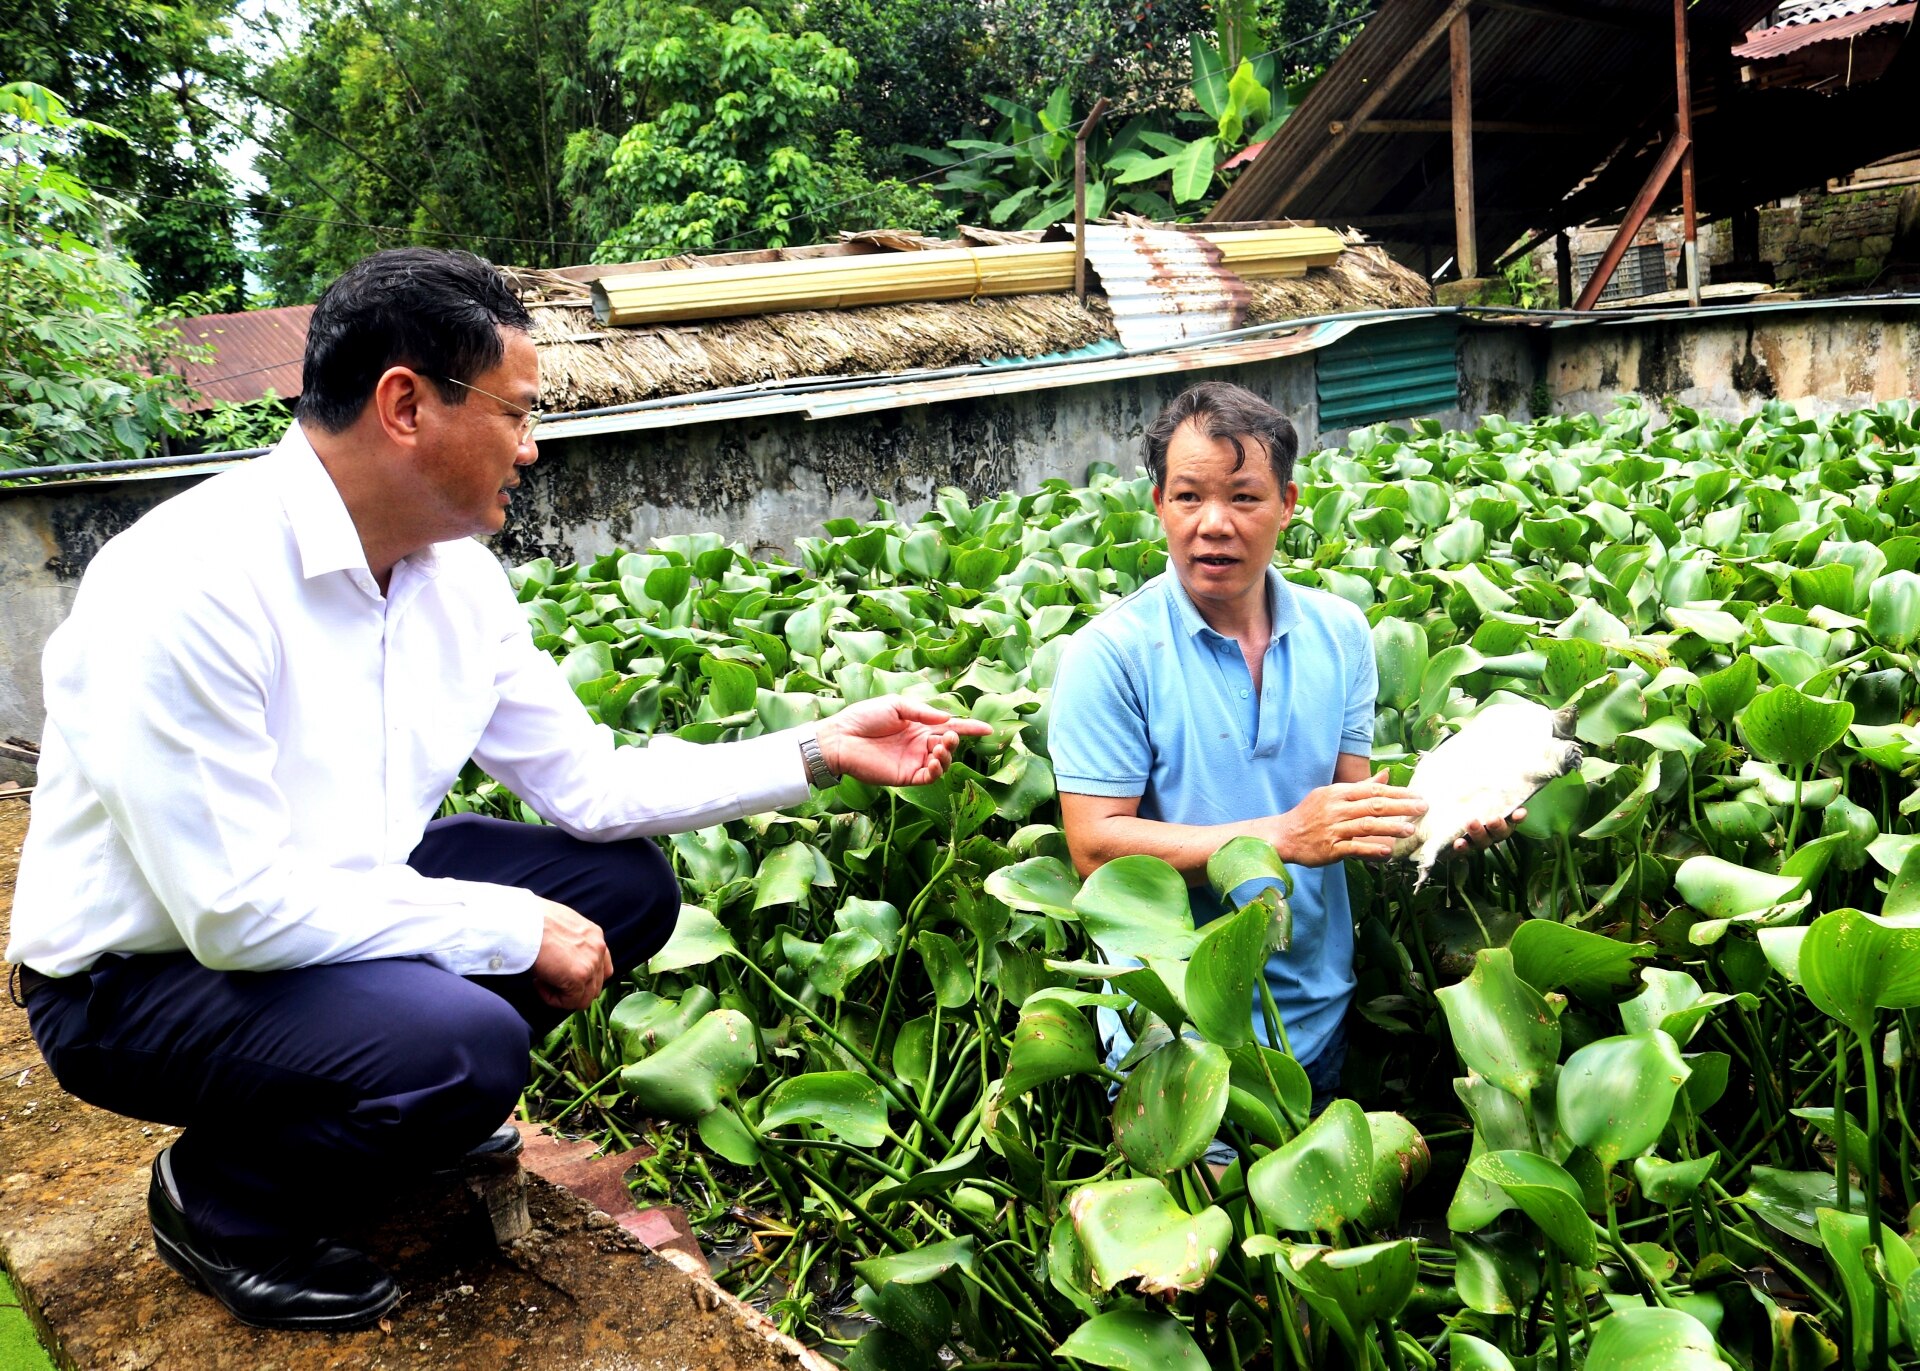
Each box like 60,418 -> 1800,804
463,399 -> 1920,1370
0,0 -> 1365,465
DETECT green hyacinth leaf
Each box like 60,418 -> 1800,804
1003,999 -> 1102,1098
1798,905 -> 1920,1041
1053,1311 -> 1210,1371
1066,1177 -> 1232,1296
1372,617 -> 1429,712
1789,1108 -> 1873,1174
808,927 -> 886,997
1633,1152 -> 1721,1206
1450,1333 -> 1520,1371
1867,568 -> 1920,649
1557,1031 -> 1691,1170
618,1008 -> 758,1120
695,1104 -> 761,1166
1435,947 -> 1561,1102
853,1237 -> 977,1288
1585,1306 -> 1729,1371
1247,1098 -> 1372,1234
1620,968 -> 1757,1046
759,1071 -> 889,1147
1358,1111 -> 1430,1228
1817,1206 -> 1917,1363
1185,894 -> 1284,1048
1205,835 -> 1294,911
1731,1166 -> 1865,1248
1073,855 -> 1201,960
1697,654 -> 1760,725
610,984 -> 719,1063
646,905 -> 737,974
1509,920 -> 1654,999
1112,1037 -> 1230,1175
1277,1238 -> 1420,1329
1452,1229 -> 1543,1316
1468,1150 -> 1600,1267
1737,683 -> 1854,769
1674,856 -> 1802,921
984,856 -> 1082,921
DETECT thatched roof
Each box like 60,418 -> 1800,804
511,238 -> 1432,412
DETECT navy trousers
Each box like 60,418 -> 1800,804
22,815 -> 679,1242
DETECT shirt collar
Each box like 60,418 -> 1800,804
271,423 -> 441,584
1167,565 -> 1301,645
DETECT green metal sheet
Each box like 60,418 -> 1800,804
1316,317 -> 1461,429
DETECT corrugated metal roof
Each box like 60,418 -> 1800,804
1204,0 -> 1920,268
1767,0 -> 1902,27
1079,226 -> 1251,350
1734,0 -> 1914,56
167,306 -> 311,408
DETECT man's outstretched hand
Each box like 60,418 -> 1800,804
815,696 -> 993,788
531,897 -> 614,1010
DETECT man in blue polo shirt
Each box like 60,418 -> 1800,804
1049,381 -> 1511,1100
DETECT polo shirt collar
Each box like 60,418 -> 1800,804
1166,565 -> 1301,645
271,423 -> 441,584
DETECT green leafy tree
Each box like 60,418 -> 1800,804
0,83 -> 196,468
251,0 -> 620,300
567,7 -> 953,261
0,0 -> 250,302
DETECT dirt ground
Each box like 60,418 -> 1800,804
0,800 -> 815,1371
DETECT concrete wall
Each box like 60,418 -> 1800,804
1535,303 -> 1920,420
492,354 -> 1320,567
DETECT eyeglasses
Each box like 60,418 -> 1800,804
434,375 -> 544,442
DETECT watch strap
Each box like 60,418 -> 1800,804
799,732 -> 836,789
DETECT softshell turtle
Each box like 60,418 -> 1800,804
1391,700 -> 1583,890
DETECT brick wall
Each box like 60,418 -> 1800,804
1764,184 -> 1918,284
1528,178 -> 1920,299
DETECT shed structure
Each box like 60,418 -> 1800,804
1208,0 -> 1919,302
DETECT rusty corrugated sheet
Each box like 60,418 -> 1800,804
1734,0 -> 1914,56
1204,0 -> 1835,270
168,305 -> 312,409
1080,227 -> 1252,350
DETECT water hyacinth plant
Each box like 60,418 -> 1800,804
451,397 -> 1920,1368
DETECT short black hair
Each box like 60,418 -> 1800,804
297,248 -> 533,433
1143,381 -> 1299,490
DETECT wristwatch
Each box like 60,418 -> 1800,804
799,730 -> 837,789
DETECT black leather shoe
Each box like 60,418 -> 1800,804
429,1122 -> 525,1178
148,1149 -> 398,1331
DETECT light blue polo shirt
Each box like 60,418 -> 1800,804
1047,567 -> 1376,1067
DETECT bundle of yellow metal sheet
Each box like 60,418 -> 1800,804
590,228 -> 1347,327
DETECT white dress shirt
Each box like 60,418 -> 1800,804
8,424 -> 811,978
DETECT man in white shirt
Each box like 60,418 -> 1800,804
5,248 -> 987,1331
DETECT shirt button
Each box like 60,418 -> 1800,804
488,955 -> 504,971
1240,688 -> 1250,698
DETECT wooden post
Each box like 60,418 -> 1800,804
1451,11 -> 1478,280
1556,231 -> 1574,308
1575,130 -> 1691,311
1673,0 -> 1700,306
1073,97 -> 1111,303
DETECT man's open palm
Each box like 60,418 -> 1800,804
817,697 -> 992,787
